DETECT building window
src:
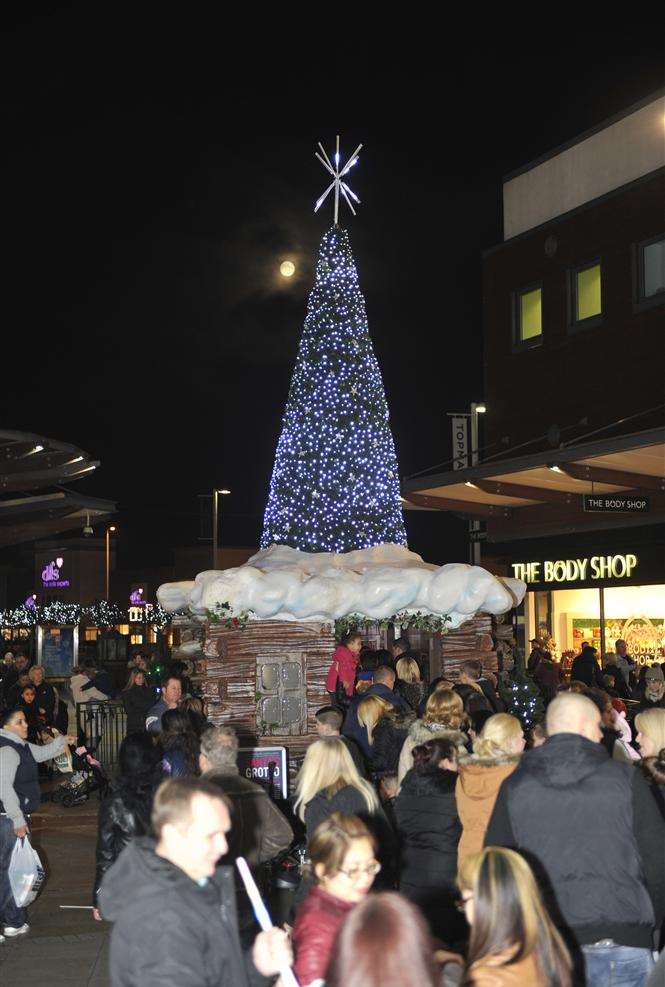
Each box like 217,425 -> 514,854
571,262 -> 602,326
85,628 -> 99,641
638,236 -> 665,301
514,284 -> 542,347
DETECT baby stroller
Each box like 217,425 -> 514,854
51,740 -> 109,808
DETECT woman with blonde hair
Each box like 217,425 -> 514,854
458,847 -> 571,986
397,686 -> 468,787
456,713 -> 524,866
356,693 -> 414,784
636,708 -> 665,817
295,737 -> 380,841
356,695 -> 393,757
395,656 -> 425,711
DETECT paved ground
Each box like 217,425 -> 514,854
1,794 -> 110,986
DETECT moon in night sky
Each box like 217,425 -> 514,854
280,260 -> 296,278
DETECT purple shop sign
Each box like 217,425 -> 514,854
129,587 -> 146,605
42,557 -> 70,589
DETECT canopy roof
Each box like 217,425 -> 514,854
0,430 -> 115,547
402,427 -> 665,542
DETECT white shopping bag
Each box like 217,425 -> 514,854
8,836 -> 46,907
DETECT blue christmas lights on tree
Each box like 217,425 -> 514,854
261,224 -> 407,553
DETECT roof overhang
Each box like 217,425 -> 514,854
402,427 -> 665,542
0,490 -> 116,548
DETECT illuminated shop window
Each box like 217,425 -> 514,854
514,285 -> 542,346
85,628 -> 99,641
572,263 -> 602,324
118,624 -> 129,636
130,633 -> 143,645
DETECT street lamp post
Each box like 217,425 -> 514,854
212,489 -> 231,569
469,403 -> 486,565
105,525 -> 116,599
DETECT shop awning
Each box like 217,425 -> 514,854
0,430 -> 116,546
402,427 -> 665,541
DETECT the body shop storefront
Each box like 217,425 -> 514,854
511,543 -> 665,666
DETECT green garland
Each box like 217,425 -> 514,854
335,610 -> 452,640
205,602 -> 253,629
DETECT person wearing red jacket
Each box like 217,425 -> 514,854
325,632 -> 362,702
293,812 -> 379,987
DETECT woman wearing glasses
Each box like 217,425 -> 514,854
292,812 -> 380,987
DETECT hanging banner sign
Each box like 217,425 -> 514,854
451,415 -> 469,470
583,495 -> 650,514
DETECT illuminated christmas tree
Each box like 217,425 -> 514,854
261,172 -> 407,553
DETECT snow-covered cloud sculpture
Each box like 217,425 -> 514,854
158,544 -> 526,629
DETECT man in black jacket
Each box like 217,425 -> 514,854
99,777 -> 292,987
486,691 -> 665,987
200,725 -> 294,947
456,659 -> 505,713
28,666 -> 56,725
570,644 -> 605,688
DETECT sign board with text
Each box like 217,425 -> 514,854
237,746 -> 288,798
583,495 -> 649,514
451,415 -> 469,470
511,553 -> 638,584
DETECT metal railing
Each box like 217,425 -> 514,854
76,700 -> 127,773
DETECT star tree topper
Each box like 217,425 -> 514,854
314,135 -> 363,225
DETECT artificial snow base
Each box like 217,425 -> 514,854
158,543 -> 525,628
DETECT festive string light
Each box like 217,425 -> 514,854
261,226 -> 407,553
0,601 -> 176,629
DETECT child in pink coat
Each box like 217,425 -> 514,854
325,632 -> 362,700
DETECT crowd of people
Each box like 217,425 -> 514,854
0,634 -> 664,985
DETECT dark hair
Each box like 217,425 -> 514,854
584,688 -> 611,715
469,708 -> 493,735
83,659 -> 97,670
374,649 -> 393,667
325,892 -> 440,987
160,708 -> 200,776
412,737 -> 458,773
393,637 -> 410,653
0,707 -> 24,729
359,649 -> 379,672
461,659 -> 483,680
160,675 -> 182,690
118,732 -> 160,794
642,749 -> 665,787
426,675 -> 452,697
315,706 -> 344,731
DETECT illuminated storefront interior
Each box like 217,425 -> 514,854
526,582 -> 665,663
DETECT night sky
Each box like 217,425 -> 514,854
3,14 -> 663,569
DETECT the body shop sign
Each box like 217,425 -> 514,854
42,556 -> 70,588
237,746 -> 288,798
512,553 -> 638,584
